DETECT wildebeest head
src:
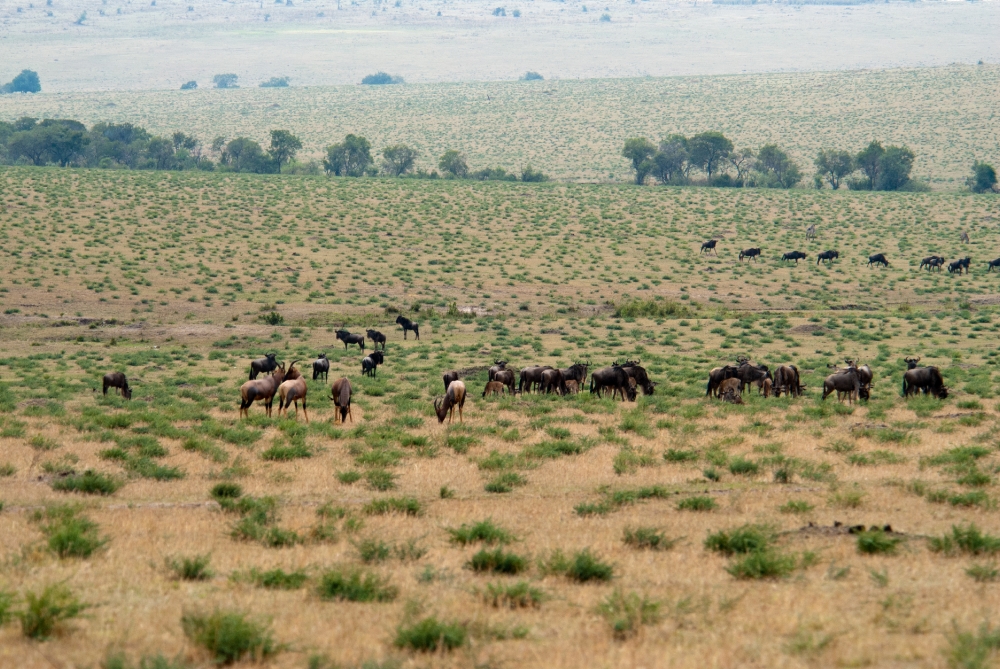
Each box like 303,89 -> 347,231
904,357 -> 920,370
371,351 -> 384,365
122,382 -> 132,400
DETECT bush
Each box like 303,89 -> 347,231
260,443 -> 312,460
966,564 -> 999,583
556,549 -> 614,582
213,73 -> 239,89
363,497 -> 421,516
42,512 -> 107,558
484,471 -> 527,493
856,530 -> 902,555
614,298 -> 690,319
181,610 -> 277,664
355,537 -> 391,563
361,72 -> 403,85
180,80 -> 197,90
1,69 -> 41,94
521,71 -> 543,81
468,548 -> 528,574
946,622 -> 1000,669
677,496 -> 716,511
211,482 -> 243,500
447,518 -> 513,545
238,568 -> 309,590
483,581 -> 544,608
929,524 -> 1000,556
51,470 -> 122,495
19,583 -> 88,640
622,526 -> 678,551
366,469 -> 396,491
317,567 -> 397,602
597,589 -> 661,639
394,616 -> 466,652
726,550 -> 797,580
705,525 -> 774,555
167,554 -> 213,581
0,589 -> 15,625
259,76 -> 289,88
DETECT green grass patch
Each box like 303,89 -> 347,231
317,567 -> 397,602
181,610 -> 278,664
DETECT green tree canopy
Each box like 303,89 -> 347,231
438,150 -> 469,178
323,134 -> 372,176
875,145 -> 914,191
755,144 -> 802,189
650,135 -> 688,185
382,144 -> 419,176
969,162 -> 998,194
688,131 -> 733,179
1,69 -> 41,94
221,137 -> 272,173
814,149 -> 854,190
268,130 -> 302,171
855,140 -> 884,190
213,74 -> 239,89
621,137 -> 656,185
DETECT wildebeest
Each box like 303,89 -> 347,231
442,370 -> 460,391
822,367 -> 860,403
561,362 -> 589,389
701,239 -> 718,254
366,329 -> 387,350
518,366 -> 552,394
706,365 -> 740,397
867,253 -> 889,268
716,377 -> 742,398
312,353 -> 329,381
434,380 -> 466,423
947,257 -> 971,274
856,363 -> 873,401
493,369 -> 516,395
488,360 -> 508,381
781,251 -> 807,264
902,363 -> 948,399
961,230 -> 970,244
361,351 -> 384,377
817,250 -> 839,265
335,329 -> 365,351
396,315 -> 419,340
329,377 -> 353,423
806,224 -> 817,239
620,361 -> 656,395
102,372 -> 132,400
920,256 -> 945,271
987,258 -> 1000,272
249,353 -> 278,380
540,368 -> 567,395
482,381 -> 506,398
739,247 -> 761,263
277,361 -> 308,421
239,363 -> 286,418
590,365 -> 634,401
772,365 -> 802,398
735,357 -> 770,393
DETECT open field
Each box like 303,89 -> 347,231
3,167 -> 1000,667
3,65 -> 1000,187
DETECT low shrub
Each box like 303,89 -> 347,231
51,470 -> 122,495
211,483 -> 243,500
355,538 -> 392,563
856,530 -> 902,555
238,568 -> 309,590
677,496 -> 716,512
484,472 -> 527,493
966,563 -> 1000,583
181,610 -> 278,664
780,500 -> 814,514
447,519 -> 513,546
597,589 -> 661,639
41,511 -> 107,558
929,524 -> 1000,555
19,583 -> 88,640
469,548 -> 528,574
483,581 -> 544,608
622,526 -> 678,551
725,550 -> 797,580
705,525 -> 774,555
317,567 -> 397,602
394,616 -> 466,652
167,554 -> 213,581
363,497 -> 421,516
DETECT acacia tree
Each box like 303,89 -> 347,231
855,140 -> 884,190
755,144 -> 801,189
269,129 -> 302,172
323,134 -> 372,176
382,144 -> 418,176
728,148 -> 755,186
621,137 -> 655,185
688,131 -> 733,179
969,162 -> 998,194
650,135 -> 688,185
876,146 -> 914,191
814,149 -> 854,190
438,150 -> 469,178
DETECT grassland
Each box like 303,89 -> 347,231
2,166 -> 1000,667
3,65 -> 1000,187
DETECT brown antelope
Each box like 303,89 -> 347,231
482,381 -> 506,398
239,363 -> 286,418
329,377 -> 353,423
102,372 -> 132,400
717,377 -> 741,398
434,380 -> 466,424
761,378 -> 772,398
564,379 -> 580,394
277,361 -> 308,422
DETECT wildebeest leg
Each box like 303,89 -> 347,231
302,398 -> 308,423
459,403 -> 463,422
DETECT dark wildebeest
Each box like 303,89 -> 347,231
518,366 -> 552,394
739,247 -> 761,263
239,363 -> 286,418
590,365 -> 634,401
540,368 -> 567,395
561,362 -> 589,389
701,239 -> 718,255
706,365 -> 740,397
366,329 -> 387,350
856,363 -> 873,401
434,381 -> 466,424
948,259 -> 965,274
955,257 -> 972,274
817,250 -> 839,265
493,369 -> 516,395
920,256 -> 945,271
249,353 -> 278,380
987,258 -> 1000,272
488,360 -> 508,382
902,359 -> 948,399
772,365 -> 802,398
277,361 -> 308,422
102,372 -> 132,399
396,315 -> 419,340
335,329 -> 365,351
329,377 -> 353,423
312,353 -> 330,381
442,370 -> 460,392
781,251 -> 807,264
822,367 -> 861,403
620,362 -> 656,395
867,254 -> 889,268
735,357 -> 770,393
361,350 -> 384,378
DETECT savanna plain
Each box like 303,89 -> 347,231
1,162 -> 1000,669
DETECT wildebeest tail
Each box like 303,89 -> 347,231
901,376 -> 908,397
706,377 -> 713,396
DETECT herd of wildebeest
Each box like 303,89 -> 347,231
95,310 -> 951,430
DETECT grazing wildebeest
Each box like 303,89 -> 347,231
239,363 -> 286,418
961,230 -> 970,244
817,250 -> 839,265
482,381 -> 506,398
561,362 -> 589,389
366,329 -> 387,350
948,259 -> 965,274
518,366 -> 552,394
739,247 -> 762,263
361,351 -> 384,377
706,365 -> 740,397
434,381 -> 467,423
277,361 -> 308,422
564,379 -> 580,394
856,363 -> 873,401
396,315 -> 419,340
329,377 -> 353,423
442,370 -> 460,391
335,329 -> 365,351
102,372 -> 132,399
590,365 -> 634,401
806,224 -> 817,239
735,357 -> 771,393
822,367 -> 861,403
488,360 -> 508,382
249,353 -> 278,380
902,363 -> 948,399
781,251 -> 807,264
701,239 -> 718,255
540,368 -> 567,395
867,254 -> 889,268
772,365 -> 802,398
987,258 -> 1000,272
920,256 -> 945,271
312,353 -> 330,381
620,361 -> 656,395
493,369 -> 516,395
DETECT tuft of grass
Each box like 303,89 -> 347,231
363,497 -> 421,516
946,622 -> 1000,669
181,610 -> 277,665
317,567 -> 397,602
167,554 -> 213,581
780,500 -> 814,514
597,589 -> 661,639
543,548 -> 614,582
260,443 -> 313,461
0,462 -> 15,477
19,583 -> 88,640
929,524 -> 1000,556
468,548 -> 528,574
365,469 -> 397,491
394,616 -> 467,652
677,496 -> 716,512
726,550 -> 797,580
483,581 -> 544,609
337,470 -> 363,484
727,457 -> 759,476
828,489 -> 865,509
966,564 -> 1000,583
484,472 -> 527,493
705,525 -> 774,555
622,526 -> 678,551
355,537 -> 392,563
210,482 -> 243,500
664,448 -> 698,463
856,530 -> 902,555
447,519 -> 513,546
613,446 -> 659,475
51,470 -> 122,495
0,589 -> 15,625
40,509 -> 108,558
237,568 -> 309,590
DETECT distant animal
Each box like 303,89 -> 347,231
540,368 -> 567,395
361,350 -> 384,377
276,361 -> 308,421
761,378 -> 772,398
986,258 -> 1000,272
721,387 -> 743,404
735,357 -> 770,393
564,379 -> 580,394
434,380 -> 466,423
493,369 -> 516,395
396,315 -> 419,340
781,251 -> 807,264
518,365 -> 552,394
442,370 -> 460,391
867,253 -> 889,268
948,259 -> 964,274
739,247 -> 761,263
329,377 -> 353,423
102,372 -> 132,400
701,239 -> 718,254
249,353 -> 278,380
805,224 -> 817,239
822,367 -> 860,404
239,363 -> 286,418
366,329 -> 387,350
488,360 -> 508,381
920,256 -> 945,271
560,362 -> 590,389
619,361 -> 656,395
706,365 -> 740,397
903,364 -> 948,399
590,365 -> 634,401
772,364 -> 802,398
717,377 -> 742,398
482,381 -> 506,397
335,329 -> 365,351
961,230 -> 970,244
817,250 -> 839,265
312,353 -> 329,381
